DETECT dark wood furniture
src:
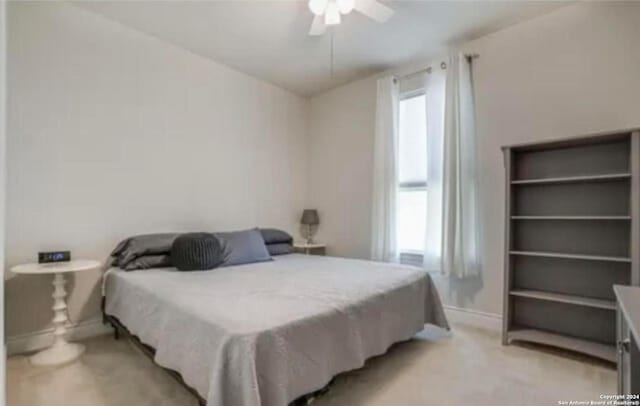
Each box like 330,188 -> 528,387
615,285 -> 640,394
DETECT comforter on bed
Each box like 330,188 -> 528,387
104,254 -> 448,406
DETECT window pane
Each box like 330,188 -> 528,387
398,94 -> 427,184
397,189 -> 426,253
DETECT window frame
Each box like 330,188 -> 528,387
396,89 -> 428,259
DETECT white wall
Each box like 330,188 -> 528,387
6,2 -> 309,337
308,2 -> 640,315
308,78 -> 376,259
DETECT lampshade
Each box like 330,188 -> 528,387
300,209 -> 320,225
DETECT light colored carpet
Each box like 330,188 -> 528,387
7,322 -> 616,406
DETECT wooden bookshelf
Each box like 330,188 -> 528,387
501,129 -> 640,363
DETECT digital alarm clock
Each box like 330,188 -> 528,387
38,251 -> 71,264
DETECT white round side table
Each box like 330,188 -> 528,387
11,260 -> 101,366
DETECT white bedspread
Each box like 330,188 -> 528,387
104,254 -> 449,406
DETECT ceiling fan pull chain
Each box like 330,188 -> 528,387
330,30 -> 335,77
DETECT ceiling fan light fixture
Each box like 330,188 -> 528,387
325,1 -> 341,25
336,0 -> 354,14
308,0 -> 328,16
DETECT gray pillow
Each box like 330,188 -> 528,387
267,243 -> 293,256
123,254 -> 172,271
259,228 -> 293,245
214,229 -> 272,267
111,233 -> 178,267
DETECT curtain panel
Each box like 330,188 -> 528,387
441,53 -> 481,278
371,76 -> 399,262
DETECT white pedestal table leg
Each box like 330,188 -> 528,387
30,272 -> 85,366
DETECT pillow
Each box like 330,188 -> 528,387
123,254 -> 172,271
111,233 -> 178,266
214,229 -> 272,267
171,233 -> 224,271
259,228 -> 293,245
267,243 -> 293,256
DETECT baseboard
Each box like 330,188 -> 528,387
444,305 -> 502,333
6,318 -> 113,356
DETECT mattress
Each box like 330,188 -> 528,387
104,254 -> 449,406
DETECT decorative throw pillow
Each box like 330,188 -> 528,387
171,233 -> 224,271
214,228 -> 272,267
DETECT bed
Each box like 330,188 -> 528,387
103,253 -> 449,406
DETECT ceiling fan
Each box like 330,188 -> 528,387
308,0 -> 395,36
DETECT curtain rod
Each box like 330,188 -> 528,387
397,53 -> 479,81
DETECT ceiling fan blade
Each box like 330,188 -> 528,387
355,0 -> 394,23
309,15 -> 327,36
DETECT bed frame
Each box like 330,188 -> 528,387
101,298 -> 331,406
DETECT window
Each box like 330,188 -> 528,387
397,92 -> 427,257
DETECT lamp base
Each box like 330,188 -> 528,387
303,223 -> 317,245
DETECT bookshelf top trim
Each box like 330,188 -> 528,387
501,129 -> 639,152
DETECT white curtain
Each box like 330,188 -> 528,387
440,53 -> 481,277
371,76 -> 399,262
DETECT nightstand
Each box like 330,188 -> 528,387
11,260 -> 101,366
293,243 -> 326,256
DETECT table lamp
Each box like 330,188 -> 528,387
300,209 -> 320,244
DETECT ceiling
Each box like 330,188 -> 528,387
75,1 -> 568,97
